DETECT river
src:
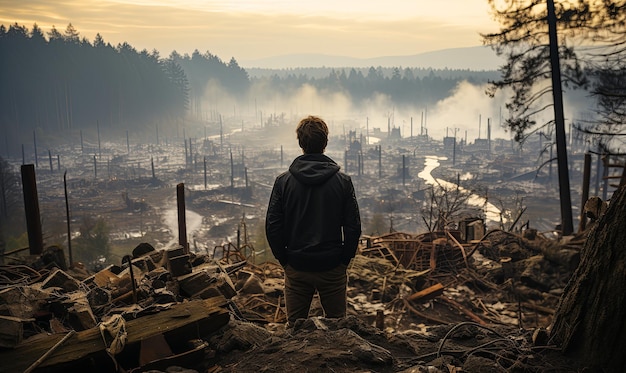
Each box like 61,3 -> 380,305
417,155 -> 503,226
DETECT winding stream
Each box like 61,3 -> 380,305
418,155 -> 503,225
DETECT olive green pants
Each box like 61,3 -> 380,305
283,264 -> 348,325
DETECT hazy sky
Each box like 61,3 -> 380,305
1,0 -> 499,61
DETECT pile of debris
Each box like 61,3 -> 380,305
0,244 -> 237,372
0,225 -> 588,372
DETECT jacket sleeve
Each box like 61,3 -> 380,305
341,176 -> 361,265
265,177 -> 287,266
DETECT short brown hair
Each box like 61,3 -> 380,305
296,115 -> 328,154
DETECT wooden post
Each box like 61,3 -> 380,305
230,150 -> 234,189
547,0 -> 574,235
402,155 -> 406,187
378,145 -> 382,177
360,150 -> 364,175
453,135 -> 456,165
203,156 -> 207,190
579,153 -> 591,232
184,139 -> 188,168
237,225 -> 241,251
96,121 -> 101,159
189,138 -> 193,169
33,130 -> 38,168
64,171 -> 73,265
602,155 -> 610,201
376,310 -> 385,330
220,115 -> 223,149
21,164 -> 44,255
177,183 -> 188,254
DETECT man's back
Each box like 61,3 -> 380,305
265,115 -> 361,325
266,153 -> 360,271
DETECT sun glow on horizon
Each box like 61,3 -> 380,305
0,0 -> 498,60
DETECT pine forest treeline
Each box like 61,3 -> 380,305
1,23 -> 194,137
1,22 -> 496,140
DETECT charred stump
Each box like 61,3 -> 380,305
550,185 -> 626,371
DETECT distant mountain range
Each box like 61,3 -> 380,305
239,46 -> 505,71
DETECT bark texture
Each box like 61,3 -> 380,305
550,185 -> 626,371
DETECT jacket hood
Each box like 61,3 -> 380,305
289,154 -> 340,185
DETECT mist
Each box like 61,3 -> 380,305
194,76 -> 596,150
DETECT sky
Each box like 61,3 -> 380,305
2,0 -> 523,142
0,0 -> 500,62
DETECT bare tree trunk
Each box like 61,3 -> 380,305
550,185 -> 626,371
547,0 -> 574,235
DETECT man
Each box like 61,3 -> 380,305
265,115 -> 361,326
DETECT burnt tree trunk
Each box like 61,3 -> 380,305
550,185 -> 626,371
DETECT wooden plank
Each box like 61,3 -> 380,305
405,283 -> 444,303
0,296 -> 229,373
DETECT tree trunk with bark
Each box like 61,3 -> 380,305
550,185 -> 626,371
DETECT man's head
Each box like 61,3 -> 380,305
296,115 -> 329,154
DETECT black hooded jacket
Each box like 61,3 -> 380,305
265,153 -> 361,271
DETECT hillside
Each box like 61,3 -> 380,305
239,46 -> 504,70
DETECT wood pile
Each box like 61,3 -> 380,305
0,244 -> 239,372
